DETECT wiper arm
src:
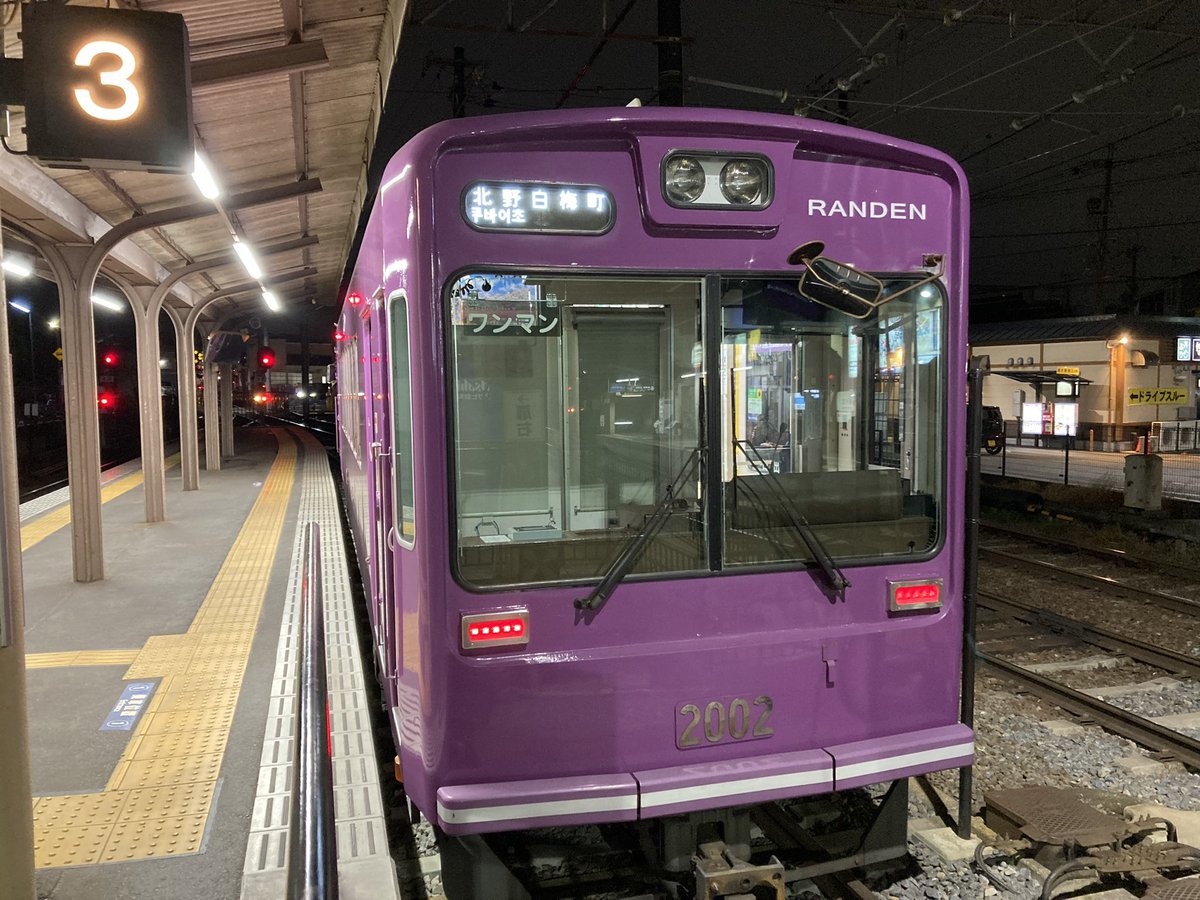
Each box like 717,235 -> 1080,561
574,448 -> 703,613
735,440 -> 850,599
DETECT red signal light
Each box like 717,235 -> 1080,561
259,348 -> 276,368
98,391 -> 116,409
101,351 -> 118,366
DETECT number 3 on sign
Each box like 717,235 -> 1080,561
73,41 -> 140,121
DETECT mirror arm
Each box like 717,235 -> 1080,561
874,254 -> 946,304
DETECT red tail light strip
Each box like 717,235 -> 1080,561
461,609 -> 530,650
887,578 -> 943,612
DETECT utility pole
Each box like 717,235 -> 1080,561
657,0 -> 683,106
452,46 -> 466,117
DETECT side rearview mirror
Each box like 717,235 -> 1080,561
788,241 -> 945,318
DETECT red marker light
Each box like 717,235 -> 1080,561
98,392 -> 115,408
102,351 -> 118,366
333,330 -> 347,342
461,610 -> 530,650
888,579 -> 943,612
347,292 -> 365,307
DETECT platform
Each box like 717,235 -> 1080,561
19,425 -> 398,899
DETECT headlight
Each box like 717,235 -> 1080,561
720,159 -> 766,204
663,156 -> 705,204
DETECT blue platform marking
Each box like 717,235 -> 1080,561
101,681 -> 158,731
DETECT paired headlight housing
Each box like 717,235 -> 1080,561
662,152 -> 773,209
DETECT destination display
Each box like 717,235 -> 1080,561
462,181 -> 614,234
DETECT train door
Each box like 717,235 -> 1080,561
385,292 -> 415,691
563,309 -> 664,532
367,301 -> 395,694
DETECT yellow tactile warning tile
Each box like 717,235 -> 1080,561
25,649 -> 141,669
31,434 -> 297,868
20,453 -> 183,551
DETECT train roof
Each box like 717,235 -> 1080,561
388,105 -> 967,187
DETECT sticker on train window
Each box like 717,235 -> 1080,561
676,695 -> 775,750
462,181 -> 614,234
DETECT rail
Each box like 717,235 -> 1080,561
978,652 -> 1200,771
286,523 -> 339,900
979,546 -> 1200,616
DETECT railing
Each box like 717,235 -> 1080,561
286,523 -> 339,900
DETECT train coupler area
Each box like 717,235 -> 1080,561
976,786 -> 1200,896
692,841 -> 785,900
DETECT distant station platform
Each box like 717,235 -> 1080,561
19,426 -> 399,899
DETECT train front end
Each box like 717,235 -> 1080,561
380,108 -> 971,839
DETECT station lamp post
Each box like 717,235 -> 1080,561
1106,335 -> 1129,446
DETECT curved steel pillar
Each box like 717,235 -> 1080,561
167,307 -> 201,491
204,357 -> 221,473
36,242 -> 105,582
113,279 -> 168,522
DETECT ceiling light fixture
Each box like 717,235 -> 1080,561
233,240 -> 263,279
262,290 -> 280,312
191,152 -> 221,200
91,294 -> 125,313
3,256 -> 33,278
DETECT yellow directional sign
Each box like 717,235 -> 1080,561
1056,366 -> 1080,377
53,347 -> 64,362
1128,387 -> 1188,406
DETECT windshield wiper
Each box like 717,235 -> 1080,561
734,440 -> 850,600
574,448 -> 703,614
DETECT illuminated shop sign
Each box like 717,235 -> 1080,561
462,182 -> 614,234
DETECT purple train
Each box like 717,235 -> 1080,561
338,106 -> 972,892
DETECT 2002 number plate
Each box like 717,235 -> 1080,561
676,695 -> 775,750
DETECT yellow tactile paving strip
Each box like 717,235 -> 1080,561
26,649 -> 141,669
31,436 -> 296,869
20,453 -> 183,551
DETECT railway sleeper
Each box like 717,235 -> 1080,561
977,786 -> 1200,898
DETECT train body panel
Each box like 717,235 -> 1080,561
337,107 -> 971,835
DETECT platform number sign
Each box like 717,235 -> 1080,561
20,4 -> 193,174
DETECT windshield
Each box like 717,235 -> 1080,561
450,274 -> 705,588
448,272 -> 945,589
720,277 -> 944,565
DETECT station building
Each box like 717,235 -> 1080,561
969,315 -> 1200,451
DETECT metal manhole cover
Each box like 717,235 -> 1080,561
984,787 -> 1126,846
1142,882 -> 1200,900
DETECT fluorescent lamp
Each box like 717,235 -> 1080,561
91,294 -> 125,312
233,240 -> 263,279
262,290 -> 280,312
3,256 -> 33,278
191,152 -> 221,200
9,299 -> 31,314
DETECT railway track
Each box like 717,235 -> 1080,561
979,544 -> 1200,616
975,588 -> 1200,771
981,521 -> 1200,583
